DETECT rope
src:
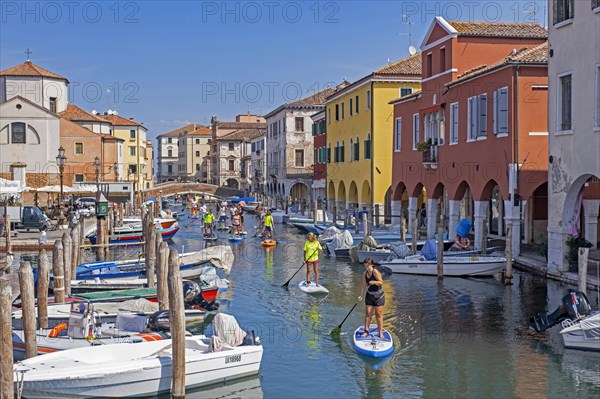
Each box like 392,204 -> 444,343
16,370 -> 26,399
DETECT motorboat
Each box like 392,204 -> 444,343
530,290 -> 599,351
13,314 -> 263,398
357,244 -> 497,264
88,225 -> 180,244
380,254 -> 505,276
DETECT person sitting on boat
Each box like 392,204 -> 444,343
358,258 -> 384,338
204,209 -> 215,237
232,211 -> 242,237
303,232 -> 323,286
263,210 -> 274,241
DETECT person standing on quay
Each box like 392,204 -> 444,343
358,258 -> 384,338
303,232 -> 323,286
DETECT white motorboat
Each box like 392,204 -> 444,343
380,254 -> 505,276
357,246 -> 498,264
560,311 -> 600,351
14,315 -> 263,398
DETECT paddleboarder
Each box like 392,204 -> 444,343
263,210 -> 274,240
203,209 -> 215,237
303,233 -> 323,287
358,258 -> 384,338
232,210 -> 242,237
218,206 -> 227,228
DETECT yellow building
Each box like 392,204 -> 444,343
325,53 -> 421,221
102,114 -> 151,191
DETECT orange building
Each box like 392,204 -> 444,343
390,17 -> 549,256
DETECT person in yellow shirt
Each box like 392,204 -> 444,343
303,232 -> 323,286
262,210 -> 274,241
203,209 -> 215,237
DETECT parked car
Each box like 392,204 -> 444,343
75,197 -> 96,208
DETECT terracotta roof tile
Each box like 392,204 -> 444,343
448,20 -> 547,38
374,52 -> 422,76
101,114 -> 143,127
0,61 -> 68,81
288,87 -> 337,106
187,126 -> 212,136
450,42 -> 548,84
157,123 -> 204,138
59,104 -> 110,123
217,128 -> 265,141
216,122 -> 266,130
60,118 -> 104,138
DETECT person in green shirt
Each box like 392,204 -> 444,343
263,210 -> 274,241
203,209 -> 215,237
303,232 -> 323,286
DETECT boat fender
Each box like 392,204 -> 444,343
48,323 -> 67,338
455,236 -> 471,249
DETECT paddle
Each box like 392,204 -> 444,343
330,286 -> 369,336
281,248 -> 319,288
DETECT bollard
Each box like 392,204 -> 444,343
145,220 -> 156,288
37,249 -> 50,329
412,218 -> 418,255
504,226 -> 513,285
168,249 -> 186,398
52,240 -> 65,303
157,241 -> 169,310
578,247 -> 589,296
19,261 -> 37,358
0,277 -> 14,399
62,231 -> 72,296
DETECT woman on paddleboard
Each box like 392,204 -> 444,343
303,233 -> 323,287
358,258 -> 384,338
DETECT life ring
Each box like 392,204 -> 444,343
455,236 -> 471,249
48,323 -> 67,338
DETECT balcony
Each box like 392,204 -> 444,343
422,146 -> 438,169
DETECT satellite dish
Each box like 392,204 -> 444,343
408,46 -> 417,55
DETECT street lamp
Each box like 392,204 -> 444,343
56,146 -> 67,225
93,156 -> 101,199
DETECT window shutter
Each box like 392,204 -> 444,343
452,104 -> 459,143
493,91 -> 498,134
499,88 -> 509,133
478,94 -> 487,136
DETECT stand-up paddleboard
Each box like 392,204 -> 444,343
228,236 -> 244,243
240,231 -> 248,236
298,281 -> 329,295
203,234 -> 218,241
353,325 -> 394,358
216,226 -> 229,231
261,240 -> 276,247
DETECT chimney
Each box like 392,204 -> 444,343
129,117 -> 134,121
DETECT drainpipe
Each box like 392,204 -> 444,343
370,81 -> 374,209
512,64 -> 520,250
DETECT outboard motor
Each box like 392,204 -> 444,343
148,310 -> 171,332
530,290 -> 592,332
183,280 -> 220,311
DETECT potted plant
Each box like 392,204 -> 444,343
565,235 -> 593,272
415,138 -> 432,152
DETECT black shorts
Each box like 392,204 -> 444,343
365,291 -> 385,307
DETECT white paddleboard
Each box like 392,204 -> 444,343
203,235 -> 218,241
353,325 -> 394,358
298,281 -> 329,294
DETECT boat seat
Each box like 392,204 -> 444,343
115,313 -> 148,333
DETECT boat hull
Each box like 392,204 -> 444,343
560,312 -> 600,351
381,256 -> 505,276
14,337 -> 263,398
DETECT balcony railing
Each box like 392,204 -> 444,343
422,146 -> 438,169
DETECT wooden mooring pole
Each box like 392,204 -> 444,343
71,224 -> 79,277
4,214 -> 11,254
504,226 -> 513,285
146,219 -> 156,289
0,276 -> 14,399
157,241 -> 169,310
37,249 -> 50,329
437,219 -> 445,280
412,218 -> 418,255
19,261 -> 37,358
578,247 -> 589,295
52,240 -> 65,303
62,231 -> 72,296
168,249 -> 186,398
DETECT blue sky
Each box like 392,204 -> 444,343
1,0 -> 548,141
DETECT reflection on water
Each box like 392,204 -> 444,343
9,214 -> 600,398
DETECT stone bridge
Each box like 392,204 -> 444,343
144,182 -> 243,198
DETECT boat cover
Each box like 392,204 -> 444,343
421,239 -> 437,260
324,230 -> 354,254
212,313 -> 246,347
389,242 -> 411,259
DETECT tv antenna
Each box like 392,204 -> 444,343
399,14 -> 417,55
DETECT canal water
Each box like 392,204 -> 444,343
10,213 -> 600,398
170,215 -> 600,399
